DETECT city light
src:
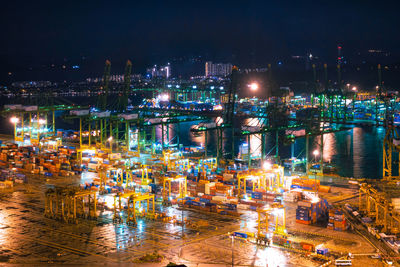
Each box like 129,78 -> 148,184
158,94 -> 169,101
10,117 -> 19,124
108,136 -> 113,142
38,119 -> 47,124
263,161 -> 272,170
249,82 -> 259,91
352,86 -> 357,91
313,150 -> 319,156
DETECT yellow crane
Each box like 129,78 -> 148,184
257,203 -> 286,241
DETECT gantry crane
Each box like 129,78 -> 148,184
113,192 -> 155,225
382,124 -> 400,181
257,203 -> 286,241
190,66 -> 239,165
44,187 -> 97,224
117,60 -> 132,112
98,60 -> 111,110
359,183 -> 400,234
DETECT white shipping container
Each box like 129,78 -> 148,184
4,104 -> 23,110
212,196 -> 227,202
24,105 -> 38,111
205,182 -> 215,195
118,113 -> 138,120
237,204 -> 250,210
148,118 -> 163,123
92,111 -> 111,118
241,125 -> 261,132
199,122 -> 217,128
70,109 -> 90,116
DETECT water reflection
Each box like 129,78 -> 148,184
312,133 -> 336,163
0,211 -> 10,246
152,119 -> 385,178
256,247 -> 287,267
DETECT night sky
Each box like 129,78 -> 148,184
1,0 -> 399,80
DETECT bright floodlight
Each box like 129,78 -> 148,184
107,136 -> 113,142
352,86 -> 357,91
10,117 -> 19,124
313,150 -> 319,156
159,94 -> 169,101
263,161 -> 272,170
249,82 -> 259,91
38,119 -> 47,124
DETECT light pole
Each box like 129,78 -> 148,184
313,150 -> 319,193
352,87 -> 357,118
231,235 -> 234,267
10,117 -> 19,141
313,149 -> 319,163
108,136 -> 113,153
38,119 -> 47,141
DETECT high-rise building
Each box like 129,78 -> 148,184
205,61 -> 233,77
146,63 -> 171,79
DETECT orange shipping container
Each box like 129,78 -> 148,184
296,219 -> 311,225
319,185 -> 331,193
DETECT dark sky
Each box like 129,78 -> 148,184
1,0 -> 399,78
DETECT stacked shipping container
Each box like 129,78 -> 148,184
296,199 -> 328,225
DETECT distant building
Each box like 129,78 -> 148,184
241,68 -> 268,74
11,81 -> 53,88
205,61 -> 233,77
86,74 -> 141,83
146,63 -> 171,79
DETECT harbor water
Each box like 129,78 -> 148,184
0,96 -> 385,179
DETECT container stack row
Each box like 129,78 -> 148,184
296,198 -> 329,225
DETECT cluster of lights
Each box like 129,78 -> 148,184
10,117 -> 19,124
263,161 -> 272,170
10,117 -> 46,125
157,94 -> 169,102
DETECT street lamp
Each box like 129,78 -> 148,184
249,82 -> 259,91
263,161 -> 272,170
108,136 -> 113,152
313,149 -> 319,162
10,117 -> 19,124
352,86 -> 357,92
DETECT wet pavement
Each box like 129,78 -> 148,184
0,172 -> 385,266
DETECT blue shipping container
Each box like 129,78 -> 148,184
233,232 -> 248,238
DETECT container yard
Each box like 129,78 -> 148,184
0,68 -> 399,266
